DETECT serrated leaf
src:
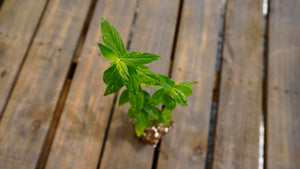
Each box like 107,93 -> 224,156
103,65 -> 124,96
171,88 -> 188,106
136,66 -> 161,87
175,85 -> 193,97
101,17 -> 127,56
159,74 -> 175,89
119,89 -> 129,106
162,108 -> 172,127
149,88 -> 167,105
129,91 -> 144,110
176,81 -> 198,88
142,90 -> 151,103
163,95 -> 176,110
127,107 -> 138,119
98,43 -> 118,62
143,104 -> 159,120
135,111 -> 149,137
122,52 -> 161,66
116,61 -> 130,80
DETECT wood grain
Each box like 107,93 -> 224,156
156,0 -> 222,168
266,0 -> 300,168
0,0 -> 93,168
212,0 -> 263,169
99,0 -> 181,168
0,0 -> 48,115
45,0 -> 138,168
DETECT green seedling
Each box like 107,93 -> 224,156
98,17 -> 196,137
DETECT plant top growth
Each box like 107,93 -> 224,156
98,17 -> 196,137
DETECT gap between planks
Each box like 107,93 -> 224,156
96,1 -> 142,168
205,0 -> 228,168
0,0 -> 51,121
151,1 -> 186,169
36,0 -> 99,167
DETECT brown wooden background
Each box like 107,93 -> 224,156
0,0 -> 299,168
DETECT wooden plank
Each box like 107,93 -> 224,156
44,0 -> 138,168
212,0 -> 263,169
99,0 -> 181,168
0,0 -> 93,168
0,0 -> 48,115
266,0 -> 300,168
156,0 -> 222,168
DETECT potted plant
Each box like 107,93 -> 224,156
98,17 -> 196,146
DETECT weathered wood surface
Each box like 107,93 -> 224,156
0,0 -> 48,115
212,0 -> 263,169
99,0 -> 181,168
0,0 -> 93,168
156,0 -> 222,168
266,0 -> 300,168
45,0 -> 138,168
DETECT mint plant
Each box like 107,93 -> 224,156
98,17 -> 196,138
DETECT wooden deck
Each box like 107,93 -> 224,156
0,0 -> 299,168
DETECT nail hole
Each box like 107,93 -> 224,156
178,68 -> 182,71
187,71 -> 191,75
228,78 -> 231,83
39,42 -> 43,46
239,79 -> 243,83
248,81 -> 252,85
1,70 -> 6,78
285,89 -> 289,94
58,48 -> 62,52
5,34 -> 8,37
274,86 -> 278,90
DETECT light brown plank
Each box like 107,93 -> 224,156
266,0 -> 300,168
156,0 -> 222,168
99,0 -> 181,168
0,0 -> 48,115
0,0 -> 93,168
212,0 -> 263,169
44,0 -> 138,168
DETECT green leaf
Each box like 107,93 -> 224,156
101,17 -> 127,56
127,107 -> 138,119
129,91 -> 144,111
171,88 -> 188,106
159,74 -> 175,89
135,111 -> 149,137
142,90 -> 151,103
119,89 -> 129,106
143,104 -> 159,120
103,65 -> 124,96
175,85 -> 193,97
136,66 -> 161,87
162,108 -> 172,127
176,81 -> 198,88
97,43 -> 118,62
116,61 -> 130,79
149,88 -> 167,105
163,95 -> 176,110
122,52 -> 161,66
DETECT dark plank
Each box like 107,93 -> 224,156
266,0 -> 300,168
0,0 -> 93,168
212,0 -> 263,169
0,0 -> 48,115
156,0 -> 222,168
99,0 -> 181,168
45,0 -> 138,168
